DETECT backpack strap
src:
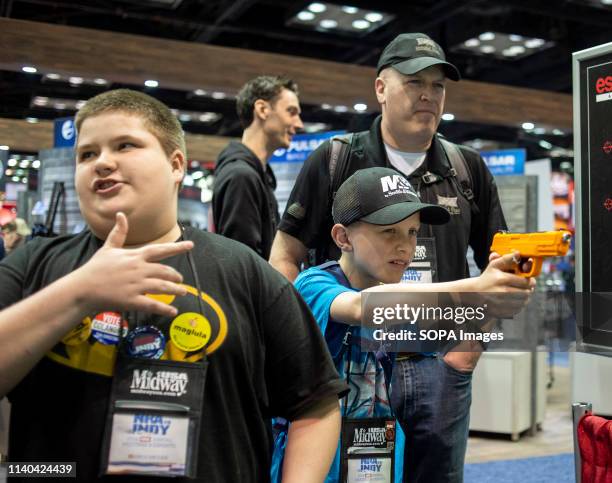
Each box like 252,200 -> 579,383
438,137 -> 480,216
328,133 -> 354,201
310,134 -> 354,266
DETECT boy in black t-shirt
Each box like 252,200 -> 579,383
0,89 -> 346,482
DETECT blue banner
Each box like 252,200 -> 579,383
480,149 -> 526,176
270,131 -> 345,163
54,117 -> 76,148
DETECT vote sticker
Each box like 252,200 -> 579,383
62,317 -> 93,346
91,312 -> 128,345
125,326 -> 166,359
169,312 -> 211,353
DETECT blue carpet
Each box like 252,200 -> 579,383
465,453 -> 574,482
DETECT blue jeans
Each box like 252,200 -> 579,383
390,355 -> 473,483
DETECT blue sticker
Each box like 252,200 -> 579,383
125,326 -> 166,359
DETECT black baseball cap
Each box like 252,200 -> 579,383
377,33 -> 461,81
332,167 -> 450,226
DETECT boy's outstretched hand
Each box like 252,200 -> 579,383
74,212 -> 193,317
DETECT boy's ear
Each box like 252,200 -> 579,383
169,149 -> 186,185
253,99 -> 269,122
331,224 -> 353,252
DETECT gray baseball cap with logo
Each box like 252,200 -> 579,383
377,33 -> 461,81
332,167 -> 450,226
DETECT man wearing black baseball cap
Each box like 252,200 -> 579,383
272,33 -> 509,482
272,167 -> 531,482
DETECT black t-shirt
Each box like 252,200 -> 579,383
279,116 -> 507,282
0,228 -> 347,482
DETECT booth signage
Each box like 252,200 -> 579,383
480,149 -> 526,176
270,131 -> 344,163
54,117 -> 76,148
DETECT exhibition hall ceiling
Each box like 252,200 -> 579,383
1,0 -> 611,161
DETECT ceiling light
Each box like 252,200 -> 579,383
69,76 -> 83,85
32,160 -> 41,169
198,113 -> 217,122
308,2 -> 327,13
509,45 -> 526,55
509,34 -> 523,42
0,145 -> 9,151
55,102 -> 66,110
480,45 -> 496,54
33,96 -> 48,106
479,32 -> 495,41
94,78 -> 108,85
194,89 -> 207,96
179,114 -> 192,122
8,159 -> 17,166
364,12 -> 383,22
46,73 -> 60,80
464,38 -> 480,48
11,176 -> 20,183
21,178 -> 28,184
601,0 -> 612,5
25,117 -> 39,123
502,49 -> 519,57
442,113 -> 455,121
533,127 -> 547,134
5,169 -> 12,176
22,66 -> 37,74
19,160 -> 29,168
211,91 -> 226,99
353,103 -> 367,111
539,140 -> 553,149
144,80 -> 159,88
75,100 -> 86,109
321,103 -> 332,110
319,19 -> 338,29
352,19 -> 370,29
525,38 -> 545,49
342,6 -> 358,14
522,122 -> 535,130
297,11 -> 316,21
334,105 -> 348,112
553,129 -> 565,136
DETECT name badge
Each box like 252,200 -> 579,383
100,355 -> 208,478
401,237 -> 438,284
341,418 -> 395,483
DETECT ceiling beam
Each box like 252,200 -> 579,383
0,118 -> 236,161
0,17 -> 572,129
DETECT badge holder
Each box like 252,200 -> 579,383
402,236 -> 438,284
100,354 -> 208,478
340,418 -> 395,483
338,334 -> 396,483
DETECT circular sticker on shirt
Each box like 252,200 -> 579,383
125,326 -> 166,359
91,311 -> 128,345
169,312 -> 211,352
61,317 -> 93,346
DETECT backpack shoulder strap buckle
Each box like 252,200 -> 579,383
421,171 -> 439,185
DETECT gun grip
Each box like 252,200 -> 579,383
514,257 -> 542,277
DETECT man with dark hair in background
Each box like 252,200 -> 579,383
212,75 -> 304,259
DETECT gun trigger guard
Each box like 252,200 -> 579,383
515,258 -> 542,278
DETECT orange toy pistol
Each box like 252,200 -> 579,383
490,231 -> 572,277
